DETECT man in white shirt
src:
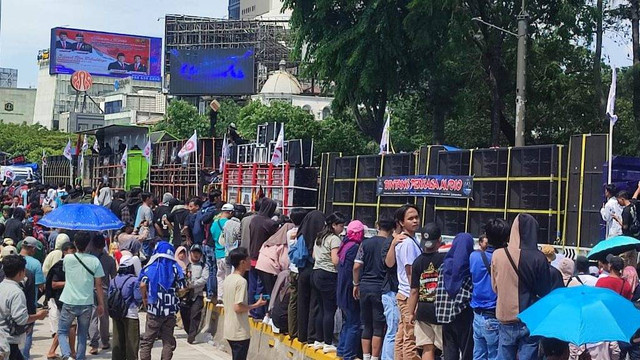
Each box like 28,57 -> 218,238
601,184 -> 623,238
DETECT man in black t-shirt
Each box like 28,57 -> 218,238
353,218 -> 395,360
614,184 -> 640,238
154,193 -> 174,240
409,223 -> 445,357
380,225 -> 400,360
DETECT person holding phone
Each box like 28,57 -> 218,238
600,184 -> 622,238
224,247 -> 267,360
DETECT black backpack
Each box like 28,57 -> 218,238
630,203 -> 640,237
108,276 -> 134,319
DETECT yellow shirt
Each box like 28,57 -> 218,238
223,273 -> 250,341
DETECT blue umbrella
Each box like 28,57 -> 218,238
39,203 -> 124,231
587,235 -> 640,261
518,286 -> 640,345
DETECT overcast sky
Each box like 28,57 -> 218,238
0,0 -> 633,88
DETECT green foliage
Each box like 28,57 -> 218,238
0,122 -> 69,163
315,114 -> 372,157
214,99 -> 242,137
235,101 -> 322,141
155,100 -> 209,138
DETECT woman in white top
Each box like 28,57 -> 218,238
310,212 -> 346,354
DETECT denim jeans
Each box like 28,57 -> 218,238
248,267 -> 265,319
497,322 -> 538,360
21,326 -> 33,359
381,291 -> 399,360
338,306 -> 362,360
472,312 -> 499,360
58,304 -> 93,360
203,244 -> 218,298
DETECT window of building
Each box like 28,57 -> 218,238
322,107 -> 331,120
105,100 -> 123,114
302,105 -> 312,114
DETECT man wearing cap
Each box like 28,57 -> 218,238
108,53 -> 128,71
179,244 -> 209,343
211,203 -> 234,302
407,223 -> 445,360
541,244 -> 564,290
19,237 -> 45,360
0,245 -> 18,281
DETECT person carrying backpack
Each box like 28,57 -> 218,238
614,183 -> 640,239
108,255 -> 142,360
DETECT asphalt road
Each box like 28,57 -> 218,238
28,312 -> 231,360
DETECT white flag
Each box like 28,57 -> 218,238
63,139 -> 72,161
178,131 -> 198,158
143,139 -> 152,164
219,134 -> 229,173
42,149 -> 47,167
379,112 -> 391,155
120,146 -> 128,170
607,67 -> 618,125
92,138 -> 100,152
271,125 -> 285,166
82,135 -> 89,152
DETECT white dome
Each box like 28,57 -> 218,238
260,60 -> 303,95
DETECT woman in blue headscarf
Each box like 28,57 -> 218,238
138,241 -> 186,360
435,233 -> 475,360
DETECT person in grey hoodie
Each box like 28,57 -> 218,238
180,244 -> 210,344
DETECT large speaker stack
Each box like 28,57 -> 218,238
564,134 -> 608,248
318,153 -> 416,225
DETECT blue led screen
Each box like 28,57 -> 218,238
169,48 -> 255,95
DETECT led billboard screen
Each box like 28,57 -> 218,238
50,27 -> 162,82
169,48 -> 254,95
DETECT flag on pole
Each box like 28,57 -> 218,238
120,146 -> 128,170
79,151 -> 84,172
607,67 -> 618,125
271,125 -> 284,166
219,134 -> 229,173
42,149 -> 47,167
82,135 -> 88,152
143,138 -> 152,164
93,138 -> 100,153
63,139 -> 72,161
178,131 -> 198,158
379,112 -> 391,155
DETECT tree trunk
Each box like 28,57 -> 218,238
432,105 -> 446,145
594,0 -> 605,122
632,0 -> 640,131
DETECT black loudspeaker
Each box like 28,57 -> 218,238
356,181 -> 377,203
333,181 -> 355,202
470,181 -> 506,208
435,210 -> 466,237
510,146 -> 558,177
335,157 -> 357,178
508,181 -> 556,210
257,122 -> 281,145
382,153 -> 415,176
508,212 -> 558,245
358,156 -> 382,178
469,212 -> 504,237
438,150 -> 471,176
286,139 -> 313,167
564,134 -> 607,247
291,168 -> 318,208
473,148 -> 508,177
355,206 -> 377,227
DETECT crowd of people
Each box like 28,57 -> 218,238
0,180 -> 639,360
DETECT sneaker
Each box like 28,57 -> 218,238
312,341 -> 325,350
262,315 -> 270,324
323,344 -> 337,353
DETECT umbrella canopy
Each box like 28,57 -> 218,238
39,203 -> 124,231
518,286 -> 640,345
587,235 -> 640,261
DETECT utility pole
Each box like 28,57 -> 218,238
514,0 -> 528,147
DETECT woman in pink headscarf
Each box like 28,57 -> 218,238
337,220 -> 365,359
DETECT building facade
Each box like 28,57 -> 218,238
33,58 -> 161,131
0,68 -> 18,88
229,0 -> 241,19
0,88 -> 37,125
101,89 -> 166,126
239,0 -> 290,19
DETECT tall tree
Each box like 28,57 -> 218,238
632,0 -> 640,131
594,0 -> 605,122
282,0 -> 413,141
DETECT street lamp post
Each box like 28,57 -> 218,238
472,0 -> 528,147
514,0 -> 528,147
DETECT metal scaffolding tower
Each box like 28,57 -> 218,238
164,14 -> 295,91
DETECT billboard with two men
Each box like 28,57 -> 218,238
49,27 -> 162,82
